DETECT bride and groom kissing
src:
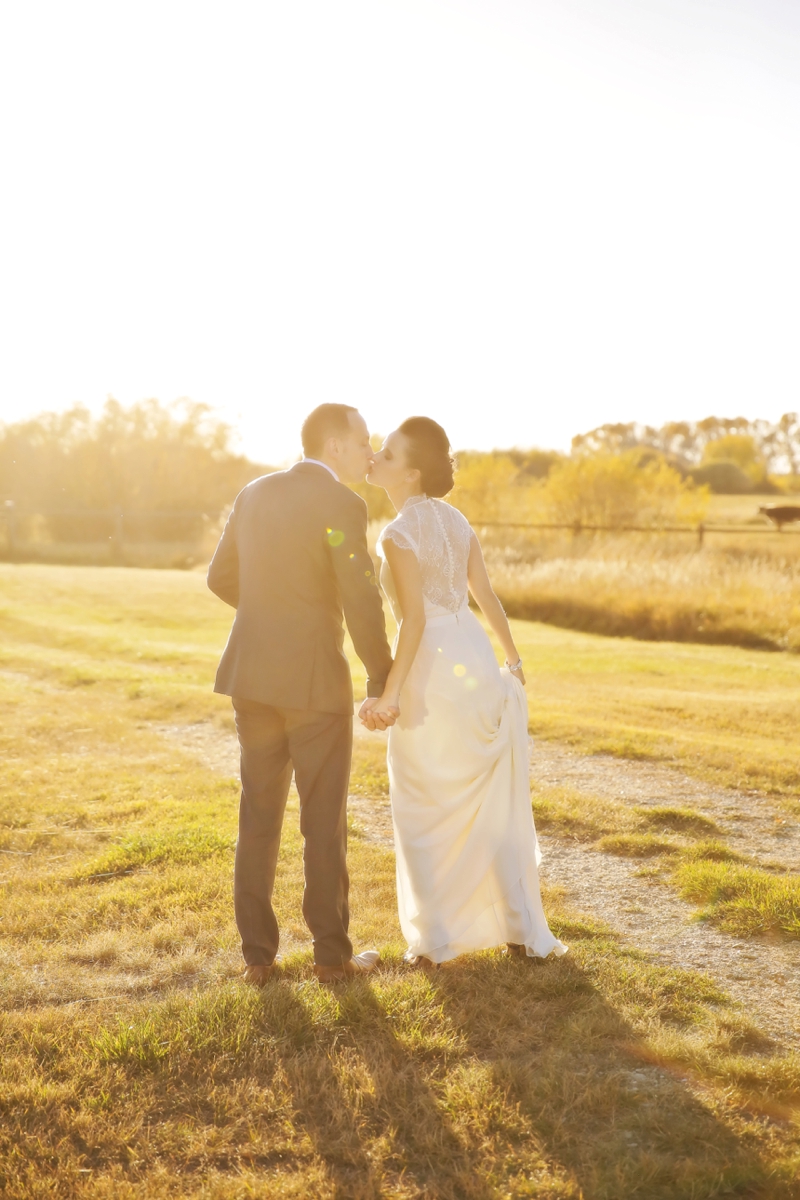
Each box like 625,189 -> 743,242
207,404 -> 567,984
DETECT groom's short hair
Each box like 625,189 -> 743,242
301,404 -> 359,457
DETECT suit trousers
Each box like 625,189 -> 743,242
232,698 -> 354,967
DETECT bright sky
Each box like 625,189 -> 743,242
1,0 -> 799,463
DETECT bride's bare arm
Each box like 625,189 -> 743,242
466,533 -> 526,684
370,540 -> 426,714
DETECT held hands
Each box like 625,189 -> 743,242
358,696 -> 400,732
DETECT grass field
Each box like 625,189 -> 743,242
2,564 -> 800,1198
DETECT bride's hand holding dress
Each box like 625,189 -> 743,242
363,415 -> 565,966
376,493 -> 567,965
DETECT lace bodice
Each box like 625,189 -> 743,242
376,495 -> 473,617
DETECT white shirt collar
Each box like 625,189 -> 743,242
301,457 -> 339,483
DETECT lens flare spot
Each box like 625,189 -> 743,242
453,664 -> 467,677
464,676 -> 478,691
349,553 -> 355,559
327,529 -> 345,547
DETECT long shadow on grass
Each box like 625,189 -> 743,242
267,975 -> 491,1200
426,943 -> 788,1200
269,943 -> 789,1200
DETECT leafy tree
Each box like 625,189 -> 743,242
688,462 -> 755,495
0,399 -> 270,524
506,448 -> 564,479
541,451 -> 708,528
572,413 -> 799,478
701,434 -> 768,488
450,452 -> 521,522
350,479 -> 394,522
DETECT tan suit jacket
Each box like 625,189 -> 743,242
208,461 -> 392,713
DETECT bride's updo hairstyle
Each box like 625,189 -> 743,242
398,417 -> 455,498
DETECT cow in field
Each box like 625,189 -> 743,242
758,504 -> 800,530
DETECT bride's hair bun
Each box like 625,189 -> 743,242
398,417 -> 455,498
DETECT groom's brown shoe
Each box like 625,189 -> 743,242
314,950 -> 381,983
503,943 -> 527,958
243,964 -> 277,986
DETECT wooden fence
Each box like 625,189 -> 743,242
474,519 -> 800,548
1,503 -> 798,564
0,504 -> 215,565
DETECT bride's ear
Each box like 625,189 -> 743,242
405,466 -> 421,485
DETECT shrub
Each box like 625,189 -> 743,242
688,461 -> 755,495
450,452 -> 522,522
702,434 -> 768,487
541,451 -> 708,528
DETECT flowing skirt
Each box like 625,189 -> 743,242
387,606 -> 568,964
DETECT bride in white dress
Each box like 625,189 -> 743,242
362,417 -> 567,967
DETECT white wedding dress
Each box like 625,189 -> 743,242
376,494 -> 568,964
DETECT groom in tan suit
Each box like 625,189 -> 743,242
208,405 -> 394,983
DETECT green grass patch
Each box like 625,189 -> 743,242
635,806 -> 721,835
679,839 -> 746,863
675,859 -> 800,939
0,953 -> 792,1200
532,785 -> 612,841
349,737 -> 389,796
76,829 -> 235,880
595,833 -> 678,857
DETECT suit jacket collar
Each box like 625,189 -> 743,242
292,459 -> 340,483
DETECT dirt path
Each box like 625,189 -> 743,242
156,720 -> 800,1050
531,739 -> 800,872
542,840 -> 800,1049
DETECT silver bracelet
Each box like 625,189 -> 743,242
506,658 -> 523,672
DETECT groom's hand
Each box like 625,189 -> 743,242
358,697 -> 399,731
358,697 -> 380,731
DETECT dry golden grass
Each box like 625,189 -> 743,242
2,565 -> 800,1197
451,491 -> 800,653
490,548 -> 800,652
481,525 -> 800,653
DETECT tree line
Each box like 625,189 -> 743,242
1,402 -> 797,540
0,400 -> 266,515
572,414 -> 800,492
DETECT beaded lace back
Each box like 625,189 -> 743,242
377,495 -> 473,614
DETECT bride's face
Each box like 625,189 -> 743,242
367,430 -> 421,492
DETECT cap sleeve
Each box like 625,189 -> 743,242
376,516 -> 419,558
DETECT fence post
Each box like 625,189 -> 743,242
4,501 -> 17,560
111,509 -> 125,562
697,521 -> 704,549
572,519 -> 582,537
